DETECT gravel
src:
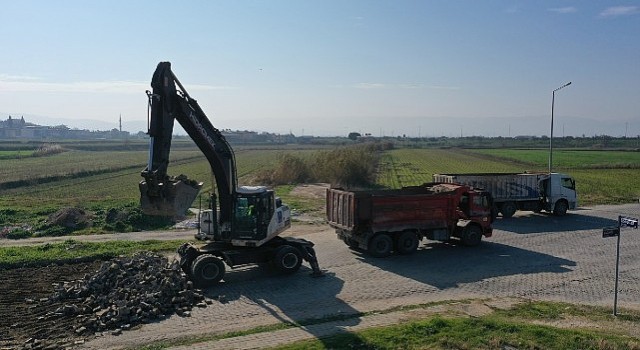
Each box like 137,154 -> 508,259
43,252 -> 208,336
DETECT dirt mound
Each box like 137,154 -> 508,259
46,207 -> 92,229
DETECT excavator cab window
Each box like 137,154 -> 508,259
233,191 -> 274,240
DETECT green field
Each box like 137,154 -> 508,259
375,148 -> 640,205
1,143 -> 639,237
469,149 -> 640,169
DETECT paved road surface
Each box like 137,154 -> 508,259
5,204 -> 639,349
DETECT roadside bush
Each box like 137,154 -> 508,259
101,204 -> 174,232
6,228 -> 32,239
313,144 -> 379,187
268,154 -> 312,185
258,144 -> 380,188
33,143 -> 65,157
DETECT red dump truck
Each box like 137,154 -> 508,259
326,183 -> 494,257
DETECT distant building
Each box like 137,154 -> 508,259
0,116 -> 131,140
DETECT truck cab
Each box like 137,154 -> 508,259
460,190 -> 493,221
539,173 -> 577,215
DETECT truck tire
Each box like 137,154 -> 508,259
461,225 -> 482,246
553,200 -> 568,216
272,245 -> 303,274
367,234 -> 393,258
500,202 -> 517,218
190,254 -> 225,287
395,231 -> 419,255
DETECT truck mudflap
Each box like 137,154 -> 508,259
139,175 -> 203,217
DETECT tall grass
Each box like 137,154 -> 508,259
255,144 -> 384,188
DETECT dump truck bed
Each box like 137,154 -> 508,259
433,173 -> 542,202
326,184 -> 463,234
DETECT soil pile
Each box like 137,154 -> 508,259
46,207 -> 92,230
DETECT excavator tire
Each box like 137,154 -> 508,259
190,254 -> 225,287
272,245 -> 303,274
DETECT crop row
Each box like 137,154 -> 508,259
376,148 -> 524,189
0,148 -> 317,215
468,149 -> 640,169
376,148 -> 640,205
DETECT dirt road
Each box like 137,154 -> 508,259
2,204 -> 639,349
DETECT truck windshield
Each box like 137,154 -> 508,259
473,194 -> 490,208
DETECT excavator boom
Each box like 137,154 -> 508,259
140,62 -> 237,221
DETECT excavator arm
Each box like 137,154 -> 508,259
140,62 -> 237,224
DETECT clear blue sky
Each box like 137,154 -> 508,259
1,1 -> 639,137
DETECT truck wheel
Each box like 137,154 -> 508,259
553,200 -> 568,216
461,225 -> 482,246
190,254 -> 225,287
500,202 -> 517,218
272,245 -> 303,274
343,236 -> 360,250
395,231 -> 419,255
368,234 -> 393,258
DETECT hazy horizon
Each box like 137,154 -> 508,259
3,112 -> 637,138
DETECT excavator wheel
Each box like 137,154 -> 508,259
272,245 -> 303,274
190,254 -> 226,287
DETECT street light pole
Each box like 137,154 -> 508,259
549,81 -> 572,173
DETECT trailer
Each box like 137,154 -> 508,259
326,183 -> 493,257
433,172 -> 577,218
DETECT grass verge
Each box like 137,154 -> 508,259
0,239 -> 184,269
132,299 -> 640,350
274,301 -> 640,350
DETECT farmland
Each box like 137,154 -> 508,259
1,142 -> 639,237
377,148 -> 640,205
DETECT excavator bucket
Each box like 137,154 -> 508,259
139,176 -> 203,217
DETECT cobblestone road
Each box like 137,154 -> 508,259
58,204 -> 640,349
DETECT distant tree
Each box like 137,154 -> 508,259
348,132 -> 361,141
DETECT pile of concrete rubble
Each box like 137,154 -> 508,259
46,252 -> 209,335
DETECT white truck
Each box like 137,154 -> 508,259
432,172 -> 577,218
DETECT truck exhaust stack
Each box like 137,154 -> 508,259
139,175 -> 203,217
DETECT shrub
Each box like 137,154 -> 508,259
312,144 -> 379,187
7,228 -> 32,239
33,143 -> 65,157
257,144 -> 380,188
270,154 -> 312,185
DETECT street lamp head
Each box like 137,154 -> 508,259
554,81 -> 572,92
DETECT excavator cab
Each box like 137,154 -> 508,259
233,187 -> 274,240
